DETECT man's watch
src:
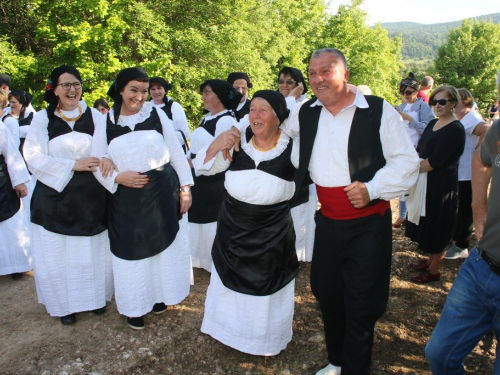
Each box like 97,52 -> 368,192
180,186 -> 191,192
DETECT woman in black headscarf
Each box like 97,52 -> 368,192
149,77 -> 190,153
187,79 -> 241,272
277,66 -> 308,111
92,67 -> 193,330
227,72 -> 253,118
193,90 -> 299,356
23,66 -> 113,325
2,89 -> 35,148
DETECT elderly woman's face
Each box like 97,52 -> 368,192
249,98 -> 280,140
232,79 -> 248,104
278,74 -> 298,97
54,73 -> 82,111
120,80 -> 149,116
149,83 -> 166,105
430,91 -> 455,118
401,86 -> 418,104
202,86 -> 221,112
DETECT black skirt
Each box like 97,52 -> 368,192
31,171 -> 107,236
0,155 -> 20,223
108,163 -> 181,261
212,194 -> 299,296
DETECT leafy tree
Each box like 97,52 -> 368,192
434,19 -> 500,113
317,0 -> 403,104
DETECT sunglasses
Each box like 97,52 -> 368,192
278,79 -> 297,85
402,90 -> 416,96
430,98 -> 453,106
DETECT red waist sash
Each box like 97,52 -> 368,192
316,185 -> 390,220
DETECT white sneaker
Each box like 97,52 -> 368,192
316,363 -> 342,375
445,244 -> 469,260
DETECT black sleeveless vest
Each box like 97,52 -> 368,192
106,107 -> 163,144
295,95 -> 385,205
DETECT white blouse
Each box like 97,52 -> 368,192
194,129 -> 299,205
92,102 -> 193,193
24,101 -> 101,193
0,121 -> 30,187
151,98 -> 190,147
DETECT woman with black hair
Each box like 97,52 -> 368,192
187,79 -> 241,272
93,97 -> 110,114
92,67 -> 193,330
0,89 -> 31,280
24,66 -> 113,325
149,77 -> 190,153
2,89 -> 35,147
277,67 -> 316,262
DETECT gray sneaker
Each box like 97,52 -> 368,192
445,244 -> 469,259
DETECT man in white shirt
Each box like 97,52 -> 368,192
283,48 -> 419,375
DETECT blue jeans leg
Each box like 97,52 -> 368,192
399,199 -> 407,219
425,247 -> 500,374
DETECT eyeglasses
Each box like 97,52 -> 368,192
58,82 -> 82,90
430,98 -> 453,106
278,79 -> 297,85
402,90 -> 416,96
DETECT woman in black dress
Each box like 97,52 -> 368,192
406,85 -> 466,283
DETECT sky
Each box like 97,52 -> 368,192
327,0 -> 500,25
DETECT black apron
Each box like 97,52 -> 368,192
0,154 -> 21,223
107,164 -> 181,261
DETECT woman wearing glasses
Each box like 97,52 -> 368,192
392,73 -> 434,228
405,85 -> 465,283
277,67 -> 317,262
24,66 -> 113,325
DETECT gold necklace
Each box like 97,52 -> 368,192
57,103 -> 82,122
252,129 -> 281,152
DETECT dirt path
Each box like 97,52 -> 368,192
0,204 -> 496,374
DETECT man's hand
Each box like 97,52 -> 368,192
344,181 -> 370,208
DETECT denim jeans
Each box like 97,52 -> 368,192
399,199 -> 407,219
425,247 -> 500,374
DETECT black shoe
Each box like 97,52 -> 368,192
93,306 -> 106,315
11,273 -> 23,280
60,314 -> 76,325
127,317 -> 145,330
152,303 -> 167,315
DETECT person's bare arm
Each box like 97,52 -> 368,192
471,145 -> 491,241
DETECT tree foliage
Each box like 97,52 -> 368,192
434,19 -> 500,113
0,0 -> 405,126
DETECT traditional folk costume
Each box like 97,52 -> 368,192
284,86 -> 419,374
195,90 -> 299,356
149,77 -> 190,153
187,80 -> 240,272
92,68 -> 193,318
0,120 -> 31,276
24,69 -> 113,318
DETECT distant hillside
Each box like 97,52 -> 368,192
381,13 -> 500,63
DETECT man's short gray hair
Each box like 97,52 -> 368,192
311,48 -> 348,70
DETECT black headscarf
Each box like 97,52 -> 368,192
227,72 -> 253,89
252,90 -> 289,125
149,77 -> 173,104
107,67 -> 149,124
199,79 -> 242,120
44,66 -> 82,121
278,67 -> 308,94
9,89 -> 33,122
399,72 -> 419,94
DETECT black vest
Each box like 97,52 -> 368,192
106,107 -> 163,144
19,112 -> 34,128
160,99 -> 174,120
198,111 -> 233,137
236,99 -> 251,118
228,127 -> 295,182
48,107 -> 94,141
296,95 -> 385,205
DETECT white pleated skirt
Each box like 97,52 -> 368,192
31,224 -> 113,317
189,222 -> 216,272
0,205 -> 31,275
112,215 -> 193,317
201,267 -> 295,356
291,184 -> 317,262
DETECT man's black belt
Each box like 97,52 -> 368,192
479,249 -> 500,277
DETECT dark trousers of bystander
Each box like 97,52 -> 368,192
453,181 -> 473,249
311,209 -> 392,375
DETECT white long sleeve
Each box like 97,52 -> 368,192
0,121 -> 30,187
